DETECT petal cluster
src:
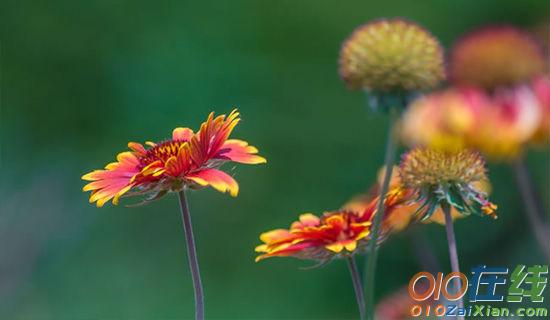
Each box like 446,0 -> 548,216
339,18 -> 445,92
450,25 -> 546,89
400,78 -> 549,159
82,109 -> 266,207
255,211 -> 372,262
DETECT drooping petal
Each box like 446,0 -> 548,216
217,139 -> 267,164
186,168 -> 239,197
259,229 -> 295,244
255,242 -> 315,262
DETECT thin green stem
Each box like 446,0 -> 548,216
347,257 -> 366,320
443,203 -> 464,320
178,190 -> 205,320
512,158 -> 550,263
364,109 -> 398,320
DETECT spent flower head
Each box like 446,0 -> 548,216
339,18 -> 445,93
450,25 -> 546,90
82,109 -> 266,207
399,148 -> 497,220
344,166 -> 470,233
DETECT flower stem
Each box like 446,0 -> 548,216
442,203 -> 464,320
177,190 -> 205,320
347,257 -> 366,320
513,158 -> 550,262
364,109 -> 398,320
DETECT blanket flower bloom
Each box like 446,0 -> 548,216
472,84 -> 541,157
400,85 -> 543,160
400,88 -> 481,151
82,109 -> 266,207
399,148 -> 497,220
450,25 -> 546,90
255,211 -> 372,262
339,18 -> 445,92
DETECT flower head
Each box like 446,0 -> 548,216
399,148 -> 497,219
339,18 -> 445,92
471,84 -> 541,158
82,109 -> 266,207
450,25 -> 546,90
399,88 -> 481,151
400,86 -> 542,160
255,211 -> 371,262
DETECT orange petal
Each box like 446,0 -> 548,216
344,241 -> 357,252
172,127 -> 194,141
186,168 -> 239,197
325,242 -> 344,253
259,229 -> 294,244
218,139 -> 267,164
298,213 -> 320,227
128,142 -> 147,156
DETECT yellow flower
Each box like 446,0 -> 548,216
450,25 -> 546,90
339,18 -> 445,92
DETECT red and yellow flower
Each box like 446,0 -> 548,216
400,82 -> 545,160
471,84 -> 541,158
255,211 -> 372,262
82,109 -> 266,207
399,88 -> 482,152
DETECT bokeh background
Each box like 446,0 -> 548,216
2,0 -> 550,319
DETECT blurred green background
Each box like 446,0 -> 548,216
2,0 -> 550,319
